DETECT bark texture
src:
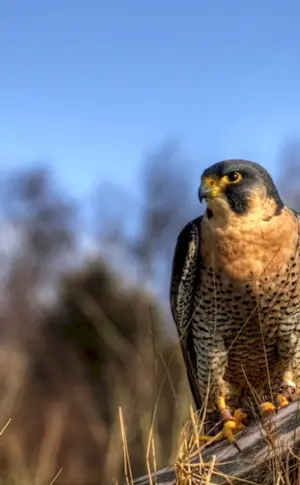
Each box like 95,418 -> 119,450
133,400 -> 300,484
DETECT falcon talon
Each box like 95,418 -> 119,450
170,159 -> 300,449
259,402 -> 276,414
231,440 -> 242,453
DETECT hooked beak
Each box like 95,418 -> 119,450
198,180 -> 215,202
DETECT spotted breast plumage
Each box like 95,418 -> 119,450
170,159 -> 300,445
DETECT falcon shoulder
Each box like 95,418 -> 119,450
170,216 -> 203,410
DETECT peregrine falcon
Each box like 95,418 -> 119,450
170,159 -> 300,445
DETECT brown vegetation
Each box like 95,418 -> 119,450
0,141 -> 299,484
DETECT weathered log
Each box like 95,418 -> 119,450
133,400 -> 300,484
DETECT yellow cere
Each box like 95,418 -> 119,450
202,176 -> 223,197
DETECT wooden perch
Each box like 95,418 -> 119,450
133,400 -> 300,484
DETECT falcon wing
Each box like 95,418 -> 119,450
170,216 -> 203,411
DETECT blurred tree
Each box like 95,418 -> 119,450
2,166 -> 78,282
91,179 -> 139,279
30,259 -> 190,483
1,166 -> 78,344
0,144 -> 201,483
94,140 -> 201,295
133,140 -> 199,287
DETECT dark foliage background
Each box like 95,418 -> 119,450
0,141 -> 299,484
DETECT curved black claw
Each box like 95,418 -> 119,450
232,440 -> 242,453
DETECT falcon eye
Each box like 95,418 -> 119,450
223,172 -> 243,184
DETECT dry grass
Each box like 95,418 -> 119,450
0,346 -> 186,485
120,398 -> 300,485
1,249 -> 300,485
0,331 -> 298,485
0,291 -> 299,485
0,292 -> 299,485
118,294 -> 300,485
0,261 -> 191,484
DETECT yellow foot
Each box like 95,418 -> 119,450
199,409 -> 247,451
260,379 -> 297,414
259,401 -> 276,415
276,379 -> 297,408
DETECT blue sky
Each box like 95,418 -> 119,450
1,0 -> 300,200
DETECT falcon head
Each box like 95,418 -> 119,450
198,159 -> 284,218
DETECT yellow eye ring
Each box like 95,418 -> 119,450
223,172 -> 243,184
